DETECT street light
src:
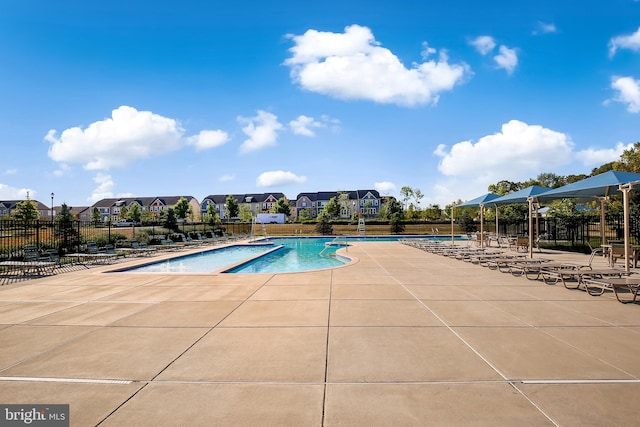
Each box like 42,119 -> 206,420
50,192 -> 55,222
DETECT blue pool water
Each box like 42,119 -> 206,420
123,244 -> 276,273
121,235 -> 465,274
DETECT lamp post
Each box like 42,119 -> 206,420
50,192 -> 55,222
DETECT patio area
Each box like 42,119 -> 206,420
0,241 -> 639,426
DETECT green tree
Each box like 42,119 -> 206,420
619,141 -> 640,172
323,196 -> 340,219
225,195 -> 239,219
239,205 -> 253,222
173,197 -> 191,222
389,212 -> 405,233
315,212 -> 333,235
13,198 -> 39,222
205,203 -> 220,229
273,197 -> 291,216
163,207 -> 178,232
55,203 -> 80,251
128,204 -> 142,223
91,207 -> 101,225
298,209 -> 311,221
118,205 -> 129,222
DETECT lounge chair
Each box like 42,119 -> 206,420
583,277 -> 640,303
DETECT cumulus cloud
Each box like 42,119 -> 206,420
0,183 -> 33,200
46,106 -> 184,170
284,24 -> 470,106
256,170 -> 307,187
374,181 -> 396,194
88,173 -> 115,203
576,142 -> 635,166
494,45 -> 518,74
470,36 -> 496,55
289,115 -> 324,136
237,110 -> 283,153
434,120 -> 573,184
609,76 -> 640,112
186,130 -> 229,151
45,106 -> 229,170
609,26 -> 640,57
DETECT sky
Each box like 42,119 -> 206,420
1,0 -> 640,209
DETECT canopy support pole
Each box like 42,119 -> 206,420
528,197 -> 534,259
479,203 -> 484,248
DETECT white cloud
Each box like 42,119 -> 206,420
434,120 -> 573,186
3,168 -> 17,175
610,76 -> 640,112
88,173 -> 115,203
533,21 -> 557,35
470,36 -> 496,55
284,24 -> 470,106
186,130 -> 229,151
237,110 -> 283,153
494,45 -> 518,74
609,26 -> 640,57
576,142 -> 634,166
256,170 -> 307,187
0,183 -> 33,200
218,174 -> 235,182
46,106 -> 184,170
374,181 -> 396,194
289,115 -> 324,137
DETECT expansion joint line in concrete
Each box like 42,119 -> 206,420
356,242 -> 562,427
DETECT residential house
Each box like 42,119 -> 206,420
201,193 -> 286,220
294,190 -> 381,220
92,196 -> 201,223
0,200 -> 50,219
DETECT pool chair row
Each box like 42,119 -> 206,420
400,239 -> 640,304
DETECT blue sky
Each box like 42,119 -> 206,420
1,0 -> 640,209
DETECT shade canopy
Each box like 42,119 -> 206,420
457,193 -> 500,208
537,171 -> 640,201
491,185 -> 551,206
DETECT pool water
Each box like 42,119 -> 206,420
121,235 -> 465,274
226,237 -> 347,273
125,244 -> 276,273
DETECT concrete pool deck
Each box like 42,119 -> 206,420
0,240 -> 639,426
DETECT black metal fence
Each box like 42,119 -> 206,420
0,220 -> 252,261
489,214 -> 640,247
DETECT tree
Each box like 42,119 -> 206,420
128,204 -> 142,223
273,197 -> 291,216
205,203 -> 220,229
173,197 -> 191,223
298,209 -> 311,221
91,207 -> 101,225
118,205 -> 129,222
163,207 -> 178,231
13,199 -> 39,222
619,141 -> 640,172
55,203 -> 80,251
225,195 -> 239,220
400,186 -> 414,210
323,197 -> 340,219
239,205 -> 253,222
315,212 -> 333,235
337,192 -> 350,218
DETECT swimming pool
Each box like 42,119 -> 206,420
120,235 -> 466,274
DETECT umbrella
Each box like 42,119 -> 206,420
538,171 -> 640,271
492,186 -> 551,258
458,193 -> 500,247
491,185 -> 550,206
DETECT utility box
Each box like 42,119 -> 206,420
256,213 -> 285,224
